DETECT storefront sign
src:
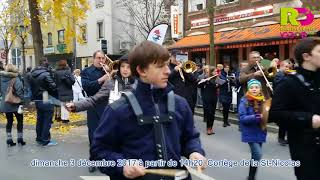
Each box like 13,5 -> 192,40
280,7 -> 316,39
191,5 -> 273,29
44,47 -> 55,54
171,6 -> 183,39
57,44 -> 66,54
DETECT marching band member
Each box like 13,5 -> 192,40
80,50 -> 110,173
269,38 -> 320,180
198,65 -> 218,135
240,51 -> 272,99
273,59 -> 294,146
168,56 -> 198,114
219,65 -> 236,127
91,41 -> 206,180
239,79 -> 267,180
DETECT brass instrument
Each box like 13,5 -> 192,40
104,55 -> 120,71
176,60 -> 197,82
261,98 -> 272,131
182,60 -> 197,73
256,61 -> 274,93
266,66 -> 277,78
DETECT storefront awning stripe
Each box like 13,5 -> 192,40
170,18 -> 320,49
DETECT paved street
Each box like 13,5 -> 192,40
0,115 -> 296,180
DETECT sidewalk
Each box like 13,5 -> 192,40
194,107 -> 279,133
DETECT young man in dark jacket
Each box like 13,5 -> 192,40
269,38 -> 320,180
30,57 -> 58,146
91,41 -> 206,180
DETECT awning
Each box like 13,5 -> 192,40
170,18 -> 320,50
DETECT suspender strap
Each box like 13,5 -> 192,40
167,91 -> 175,121
122,91 -> 144,124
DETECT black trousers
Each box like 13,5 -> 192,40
278,124 -> 287,140
221,102 -> 231,124
202,97 -> 217,129
5,112 -> 23,133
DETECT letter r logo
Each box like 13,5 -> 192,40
280,7 -> 314,26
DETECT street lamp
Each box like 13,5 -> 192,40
17,25 -> 27,73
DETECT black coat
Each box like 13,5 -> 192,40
30,66 -> 58,100
81,65 -> 105,96
269,67 -> 320,180
197,74 -> 218,100
219,70 -> 235,104
168,64 -> 198,112
55,67 -> 75,102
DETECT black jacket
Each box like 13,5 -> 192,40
81,65 -> 105,96
269,67 -> 320,180
55,67 -> 75,102
197,74 -> 218,100
219,70 -> 235,104
30,66 -> 58,100
168,63 -> 198,112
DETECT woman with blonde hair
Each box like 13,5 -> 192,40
0,64 -> 25,146
198,65 -> 219,135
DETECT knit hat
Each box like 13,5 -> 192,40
119,53 -> 129,63
247,79 -> 261,89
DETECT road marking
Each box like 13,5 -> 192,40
79,176 -> 110,180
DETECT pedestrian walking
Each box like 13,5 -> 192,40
0,64 -> 25,146
30,57 -> 58,146
54,60 -> 75,123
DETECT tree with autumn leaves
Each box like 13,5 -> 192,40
27,0 -> 89,65
0,0 -> 29,65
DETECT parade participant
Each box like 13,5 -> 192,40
168,56 -> 198,114
30,57 -> 58,146
65,54 -> 134,112
198,65 -> 218,135
239,51 -> 272,99
219,65 -> 235,127
91,41 -> 206,180
23,66 -> 32,102
272,59 -> 293,146
216,64 -> 223,76
239,79 -> 267,180
235,62 -> 248,109
269,38 -> 320,180
81,50 -> 110,173
0,64 -> 25,146
54,60 -> 75,123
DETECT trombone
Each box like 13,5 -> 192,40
100,55 -> 120,74
255,61 -> 274,93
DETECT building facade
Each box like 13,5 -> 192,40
171,0 -> 320,70
76,0 -> 138,69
